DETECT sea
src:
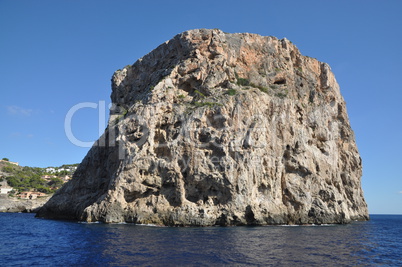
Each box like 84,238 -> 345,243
0,213 -> 401,266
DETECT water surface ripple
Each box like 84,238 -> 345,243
0,214 -> 400,266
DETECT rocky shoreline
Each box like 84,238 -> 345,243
0,195 -> 50,213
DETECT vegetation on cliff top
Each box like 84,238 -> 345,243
0,160 -> 78,194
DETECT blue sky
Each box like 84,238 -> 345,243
1,0 -> 401,214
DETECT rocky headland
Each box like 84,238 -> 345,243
0,195 -> 50,213
37,29 -> 369,225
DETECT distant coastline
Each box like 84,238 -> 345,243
0,159 -> 78,213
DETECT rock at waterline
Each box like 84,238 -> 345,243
37,29 -> 369,225
1,194 -> 50,213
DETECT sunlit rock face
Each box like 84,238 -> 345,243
37,29 -> 369,225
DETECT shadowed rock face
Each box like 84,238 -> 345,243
37,29 -> 369,225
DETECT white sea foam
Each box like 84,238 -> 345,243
271,223 -> 336,227
135,223 -> 164,227
78,221 -> 101,224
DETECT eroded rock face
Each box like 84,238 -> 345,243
37,29 -> 369,225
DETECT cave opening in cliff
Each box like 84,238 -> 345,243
274,78 -> 287,85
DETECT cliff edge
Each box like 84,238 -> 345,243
37,29 -> 369,225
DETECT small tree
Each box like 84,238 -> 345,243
2,158 -> 9,161
48,177 -> 64,188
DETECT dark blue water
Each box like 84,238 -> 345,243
0,214 -> 401,266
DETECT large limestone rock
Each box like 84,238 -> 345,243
37,29 -> 369,225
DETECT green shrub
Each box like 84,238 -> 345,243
194,102 -> 223,108
236,78 -> 250,86
275,90 -> 288,99
252,84 -> 269,94
276,93 -> 287,99
48,178 -> 64,188
194,90 -> 206,98
2,166 -> 13,173
226,89 -> 237,96
113,109 -> 128,125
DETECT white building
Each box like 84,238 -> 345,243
46,168 -> 56,173
0,180 -> 13,194
0,187 -> 13,194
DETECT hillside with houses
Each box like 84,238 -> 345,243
0,158 -> 78,200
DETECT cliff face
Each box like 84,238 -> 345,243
37,29 -> 369,225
